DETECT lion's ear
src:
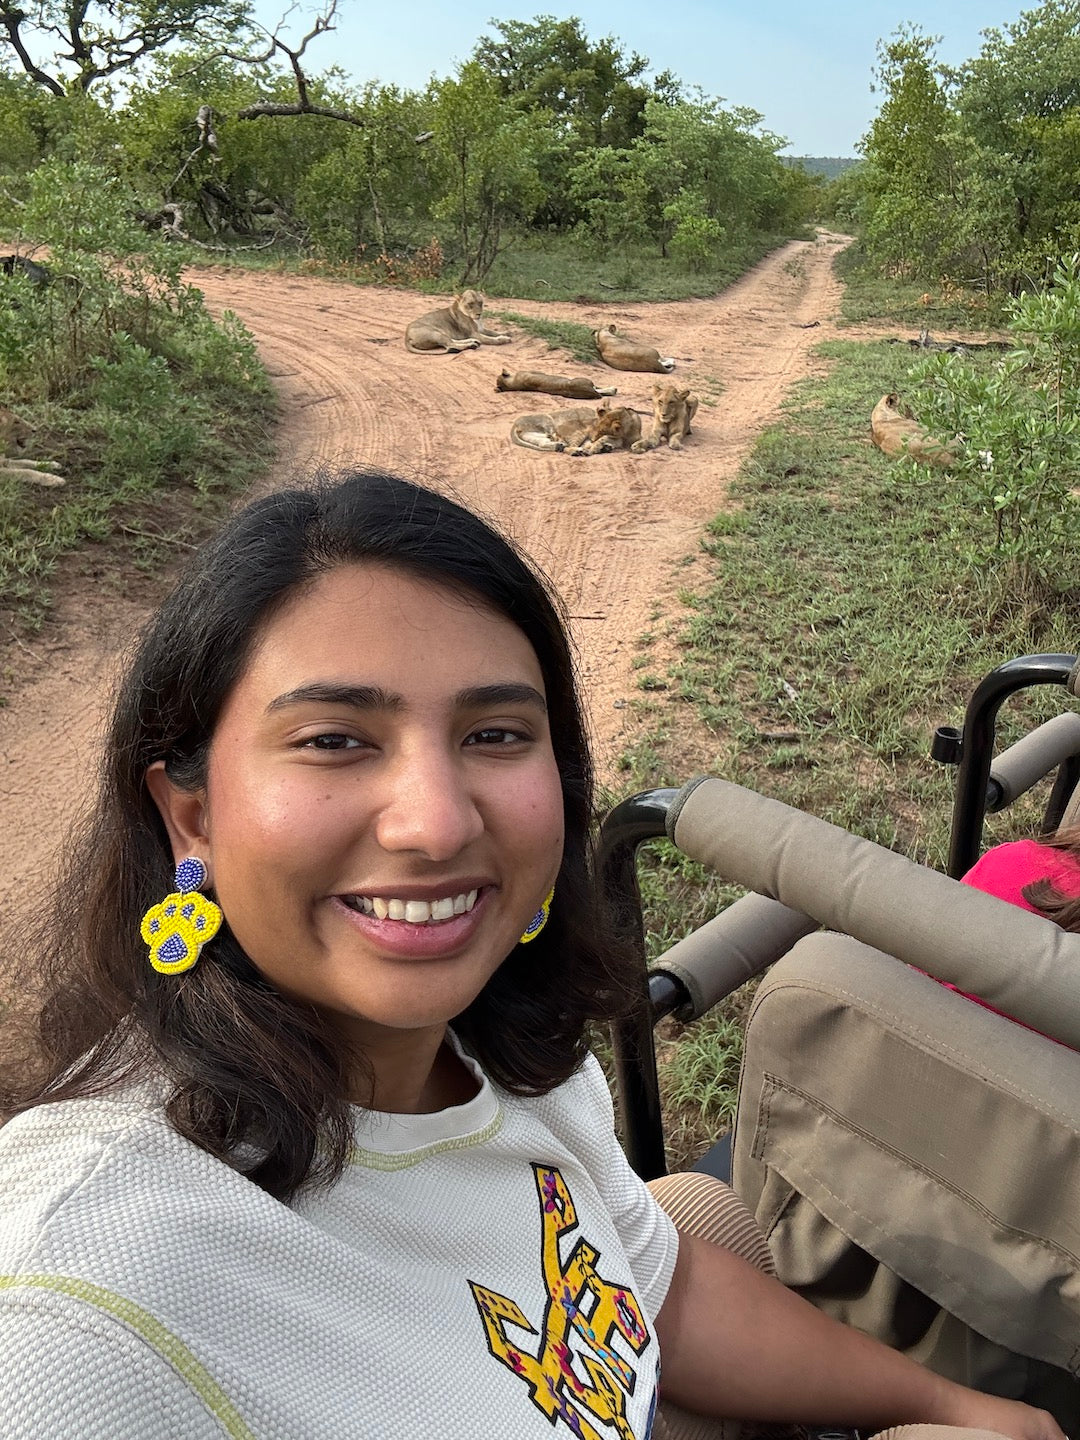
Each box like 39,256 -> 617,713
678,389 -> 689,401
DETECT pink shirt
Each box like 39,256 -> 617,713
946,840 -> 1080,1036
961,838 -> 1080,913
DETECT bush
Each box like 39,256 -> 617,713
906,253 -> 1080,588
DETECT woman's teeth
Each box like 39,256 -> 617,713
344,890 -> 478,924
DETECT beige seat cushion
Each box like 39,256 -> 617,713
732,932 -> 1080,1389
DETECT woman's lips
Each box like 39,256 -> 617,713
331,886 -> 492,958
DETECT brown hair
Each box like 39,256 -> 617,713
2,472 -> 638,1201
1023,822 -> 1080,932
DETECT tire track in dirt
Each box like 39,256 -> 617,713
0,231 -> 851,937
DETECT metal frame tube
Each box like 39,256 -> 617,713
947,654 -> 1077,878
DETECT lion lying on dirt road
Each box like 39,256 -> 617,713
510,404 -> 642,455
870,393 -> 956,468
496,369 -> 617,399
405,290 -> 512,353
593,324 -> 675,374
637,383 -> 699,452
0,406 -> 65,488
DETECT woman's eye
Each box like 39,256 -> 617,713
302,733 -> 361,751
468,727 -> 527,747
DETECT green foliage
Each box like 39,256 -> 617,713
568,94 -> 800,266
427,62 -> 554,284
0,157 -> 271,622
906,253 -> 1080,584
860,2 -> 1080,293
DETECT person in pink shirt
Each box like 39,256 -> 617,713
948,824 -> 1080,1030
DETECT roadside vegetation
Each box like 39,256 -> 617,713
0,163 -> 274,630
623,243 -> 1079,1168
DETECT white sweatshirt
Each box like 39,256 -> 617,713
0,1049 -> 678,1439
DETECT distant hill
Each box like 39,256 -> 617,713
784,156 -> 859,180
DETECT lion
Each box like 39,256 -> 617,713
405,290 -> 511,353
593,324 -> 675,374
0,406 -> 65,488
510,404 -> 642,455
495,369 -> 617,400
634,383 -> 699,452
870,393 -> 956,468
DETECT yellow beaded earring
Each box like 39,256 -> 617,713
141,857 -> 223,975
518,887 -> 554,945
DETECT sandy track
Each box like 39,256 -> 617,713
0,230 -> 850,934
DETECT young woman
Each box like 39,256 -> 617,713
0,472 -> 1063,1440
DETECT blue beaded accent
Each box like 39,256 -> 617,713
174,857 -> 207,894
157,933 -> 189,965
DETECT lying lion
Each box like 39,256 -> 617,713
496,369 -> 617,400
593,324 -> 675,374
870,393 -> 956,468
510,404 -> 642,455
0,406 -> 65,488
405,290 -> 511,353
637,383 -> 699,452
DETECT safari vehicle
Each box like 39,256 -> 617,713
600,653 -> 1080,1427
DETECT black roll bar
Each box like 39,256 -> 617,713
596,787 -> 683,1180
943,655 -> 1078,878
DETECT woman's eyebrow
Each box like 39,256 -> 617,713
455,683 -> 547,713
265,682 -> 546,714
267,683 -> 401,713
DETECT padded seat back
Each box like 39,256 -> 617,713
733,931 -> 1080,1412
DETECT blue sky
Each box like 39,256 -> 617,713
252,0 -> 1024,156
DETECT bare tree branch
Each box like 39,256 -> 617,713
0,4 -> 64,93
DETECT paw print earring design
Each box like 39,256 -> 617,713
518,887 -> 554,945
141,857 -> 223,975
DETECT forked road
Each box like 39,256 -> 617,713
0,231 -> 850,936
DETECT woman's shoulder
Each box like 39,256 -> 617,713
0,1089 -> 268,1278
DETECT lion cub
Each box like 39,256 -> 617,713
636,383 -> 698,452
870,393 -> 956,468
510,404 -> 642,455
405,290 -> 511,353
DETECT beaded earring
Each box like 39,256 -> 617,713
140,857 -> 223,975
518,887 -> 554,945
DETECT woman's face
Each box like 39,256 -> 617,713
154,563 -> 565,1051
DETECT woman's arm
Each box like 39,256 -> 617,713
654,1230 -> 1064,1439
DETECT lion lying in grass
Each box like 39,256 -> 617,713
870,393 -> 956,468
405,290 -> 512,353
0,407 -> 65,488
593,324 -> 675,374
510,404 -> 642,455
496,369 -> 616,399
637,383 -> 698,452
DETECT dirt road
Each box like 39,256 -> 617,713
0,230 -> 850,930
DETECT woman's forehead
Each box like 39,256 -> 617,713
237,563 -> 545,702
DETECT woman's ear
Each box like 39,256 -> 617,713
145,761 -> 210,867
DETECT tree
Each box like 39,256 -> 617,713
0,0 -> 252,95
859,28 -> 959,278
953,0 -> 1080,286
428,62 -> 552,283
472,14 -> 671,149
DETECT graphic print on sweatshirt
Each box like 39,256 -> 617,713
469,1163 -> 657,1439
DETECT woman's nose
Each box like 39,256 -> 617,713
373,750 -> 484,860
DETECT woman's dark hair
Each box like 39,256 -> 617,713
1023,821 -> 1080,932
3,472 -> 638,1200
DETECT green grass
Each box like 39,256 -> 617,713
834,240 -> 1008,330
1,367 -> 275,632
617,247 -> 1078,1169
490,312 -> 599,364
183,227 -> 809,305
